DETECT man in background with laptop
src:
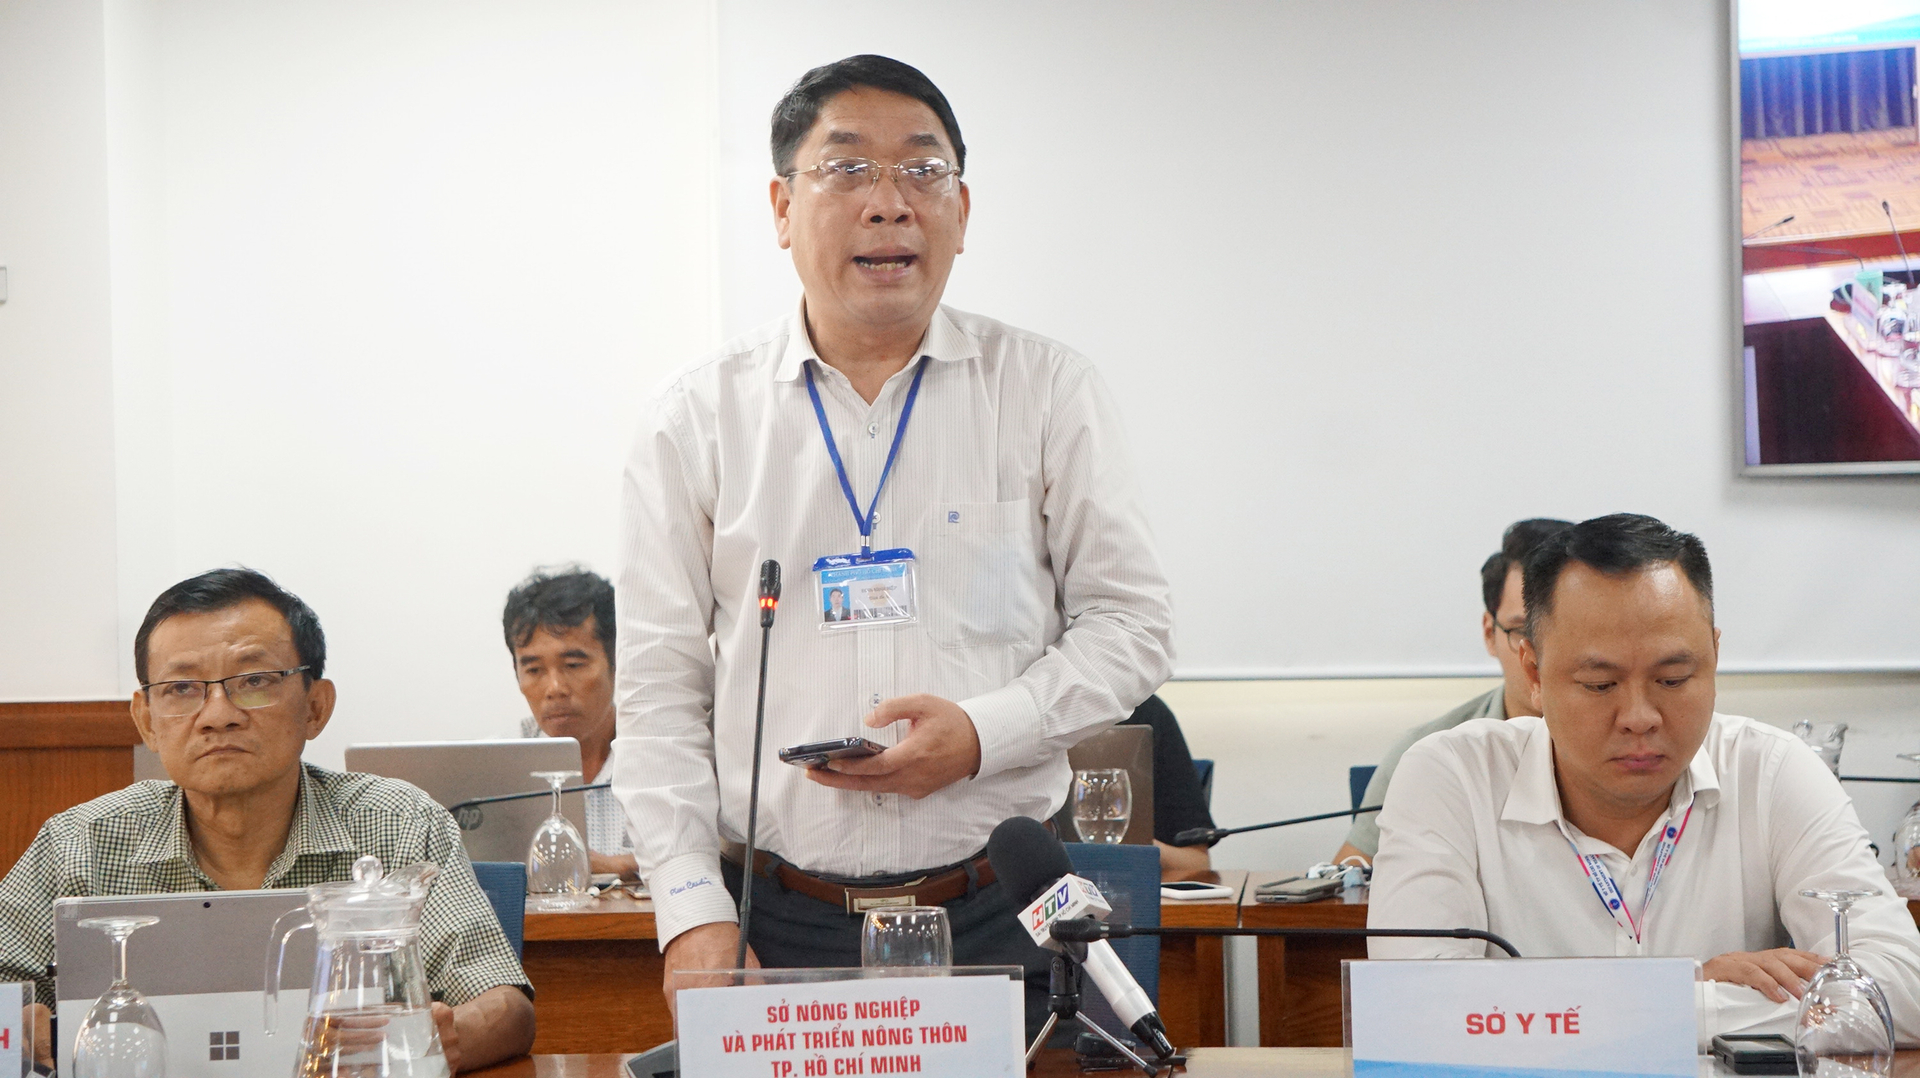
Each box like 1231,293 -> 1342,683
1334,517 -> 1571,866
505,567 -> 637,877
0,568 -> 536,1072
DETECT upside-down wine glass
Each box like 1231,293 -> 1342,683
527,770 -> 592,911
71,915 -> 167,1078
1071,769 -> 1132,845
1795,888 -> 1895,1077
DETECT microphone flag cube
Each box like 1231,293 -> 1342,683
1018,873 -> 1112,949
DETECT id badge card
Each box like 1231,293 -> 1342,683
814,548 -> 918,629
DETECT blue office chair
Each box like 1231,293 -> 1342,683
1191,758 -> 1215,809
1065,840 -> 1160,1043
471,861 -> 528,958
1349,765 -> 1377,811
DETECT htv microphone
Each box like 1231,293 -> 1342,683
736,559 -> 781,971
985,817 -> 1175,1061
1743,213 -> 1794,241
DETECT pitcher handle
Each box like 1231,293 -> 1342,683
265,907 -> 314,1037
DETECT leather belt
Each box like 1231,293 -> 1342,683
725,846 -> 997,915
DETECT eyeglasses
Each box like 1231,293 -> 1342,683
1495,623 -> 1527,652
784,157 -> 961,198
140,666 -> 310,719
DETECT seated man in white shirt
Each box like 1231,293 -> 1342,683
1369,512 -> 1920,1044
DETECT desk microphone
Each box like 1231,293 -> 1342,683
447,782 -> 611,831
986,817 -> 1175,1062
1048,917 -> 1522,958
734,559 -> 781,972
1173,804 -> 1380,848
1886,201 -> 1914,283
1743,214 -> 1795,241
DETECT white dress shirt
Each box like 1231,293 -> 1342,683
612,303 -> 1175,949
1369,712 -> 1920,1047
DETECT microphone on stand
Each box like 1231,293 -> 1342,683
1886,201 -> 1914,284
1173,804 -> 1381,848
987,817 -> 1175,1072
734,559 -> 781,973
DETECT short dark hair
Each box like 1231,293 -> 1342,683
503,567 -> 616,668
1522,513 -> 1714,645
135,568 -> 326,685
1479,518 -> 1574,616
770,55 -> 966,177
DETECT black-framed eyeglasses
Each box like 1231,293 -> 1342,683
1495,623 -> 1527,651
140,666 -> 310,719
783,157 -> 961,197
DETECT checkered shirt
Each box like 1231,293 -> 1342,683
0,763 -> 529,1010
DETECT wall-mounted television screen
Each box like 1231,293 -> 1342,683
1739,0 -> 1920,473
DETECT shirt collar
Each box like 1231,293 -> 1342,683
772,299 -> 980,384
128,764 -> 360,879
1499,716 -> 1721,827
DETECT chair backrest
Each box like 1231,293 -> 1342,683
1191,758 -> 1214,808
470,860 -> 528,958
1349,765 -> 1377,811
1065,840 -> 1160,1039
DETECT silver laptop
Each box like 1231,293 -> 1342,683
55,890 -> 314,1077
345,738 -> 589,862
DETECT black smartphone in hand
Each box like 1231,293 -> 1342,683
777,737 -> 885,769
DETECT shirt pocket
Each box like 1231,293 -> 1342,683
923,499 -> 1042,648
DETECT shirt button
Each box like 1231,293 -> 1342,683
870,694 -> 881,707
873,793 -> 884,805
868,423 -> 879,437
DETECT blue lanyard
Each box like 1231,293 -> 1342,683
804,357 -> 929,554
1560,800 -> 1695,945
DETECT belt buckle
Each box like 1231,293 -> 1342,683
847,893 -> 916,914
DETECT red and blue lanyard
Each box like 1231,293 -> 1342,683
804,357 -> 929,555
1560,800 -> 1695,945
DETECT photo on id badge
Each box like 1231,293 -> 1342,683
816,554 -> 917,628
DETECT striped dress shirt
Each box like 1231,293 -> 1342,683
612,303 -> 1175,949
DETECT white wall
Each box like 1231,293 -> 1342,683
713,0 -> 1920,677
0,0 -> 123,700
95,0 -> 721,764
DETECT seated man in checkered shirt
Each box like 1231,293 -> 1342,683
0,569 -> 535,1073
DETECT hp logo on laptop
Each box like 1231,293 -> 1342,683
209,1031 -> 240,1061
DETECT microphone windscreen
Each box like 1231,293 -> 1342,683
760,559 -> 782,601
986,817 -> 1075,906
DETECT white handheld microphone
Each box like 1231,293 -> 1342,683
986,817 -> 1175,1059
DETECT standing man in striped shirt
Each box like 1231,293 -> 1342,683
611,54 -> 1174,1031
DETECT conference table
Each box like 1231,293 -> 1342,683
467,1048 -> 1920,1076
521,870 -> 1248,1054
1239,879 -> 1920,1049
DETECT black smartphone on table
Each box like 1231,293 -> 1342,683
1710,1034 -> 1796,1075
777,737 -> 885,768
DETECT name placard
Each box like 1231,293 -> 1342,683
1347,958 -> 1696,1078
0,982 -> 22,1075
676,973 -> 1023,1077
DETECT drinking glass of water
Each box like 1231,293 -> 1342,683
1793,720 -> 1848,777
861,906 -> 952,970
1072,768 -> 1132,844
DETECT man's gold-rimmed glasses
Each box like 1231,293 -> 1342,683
783,156 -> 960,198
140,666 -> 310,718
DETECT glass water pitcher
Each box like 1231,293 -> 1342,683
267,855 -> 450,1078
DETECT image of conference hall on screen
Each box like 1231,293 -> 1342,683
1740,4 -> 1920,468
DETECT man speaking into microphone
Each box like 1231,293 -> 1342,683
611,54 -> 1173,1031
